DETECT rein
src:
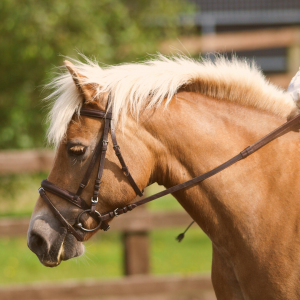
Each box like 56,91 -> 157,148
38,96 -> 300,242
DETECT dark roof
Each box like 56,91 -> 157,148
181,1 -> 300,30
190,0 -> 300,11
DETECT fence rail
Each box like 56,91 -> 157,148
0,274 -> 215,300
0,148 -> 196,276
0,210 -> 192,237
0,149 -> 54,175
160,26 -> 300,88
160,26 -> 300,56
0,206 -> 193,276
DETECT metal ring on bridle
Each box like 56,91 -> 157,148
75,209 -> 103,232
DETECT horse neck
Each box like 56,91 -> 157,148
140,91 -> 298,243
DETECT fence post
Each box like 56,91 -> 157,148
122,204 -> 150,276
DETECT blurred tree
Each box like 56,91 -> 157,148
0,0 -> 195,149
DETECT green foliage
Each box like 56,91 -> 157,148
0,0 -> 195,149
0,172 -> 48,217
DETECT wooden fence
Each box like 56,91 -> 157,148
0,209 -> 193,276
160,26 -> 300,88
0,149 -> 213,299
0,210 -> 192,236
0,149 -> 194,276
160,27 -> 300,57
0,274 -> 215,300
0,149 -> 54,175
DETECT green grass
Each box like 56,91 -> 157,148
147,184 -> 184,211
152,228 -> 212,275
0,174 -> 212,285
0,233 -> 123,285
0,229 -> 211,285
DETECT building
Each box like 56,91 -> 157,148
184,0 -> 300,73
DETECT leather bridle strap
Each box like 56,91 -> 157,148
40,178 -> 110,232
74,101 -> 113,200
90,103 -> 112,213
39,95 -> 143,236
80,108 -> 112,119
98,113 -> 300,221
39,187 -> 84,241
40,99 -> 114,232
41,179 -> 90,210
110,118 -> 144,197
39,94 -> 300,241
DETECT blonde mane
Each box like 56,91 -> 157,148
46,54 -> 296,146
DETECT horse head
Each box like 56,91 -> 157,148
27,61 -> 153,267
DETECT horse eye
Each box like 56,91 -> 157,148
68,145 -> 87,156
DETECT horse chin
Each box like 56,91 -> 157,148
40,233 -> 85,267
38,236 -> 84,267
40,259 -> 62,268
60,233 -> 85,262
27,214 -> 85,267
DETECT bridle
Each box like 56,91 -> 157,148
39,95 -> 143,241
38,94 -> 300,242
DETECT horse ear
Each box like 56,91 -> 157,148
64,60 -> 95,102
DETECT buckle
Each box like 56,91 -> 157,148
122,166 -> 129,176
113,208 -> 119,217
103,140 -> 108,145
38,187 -> 45,193
91,197 -> 98,204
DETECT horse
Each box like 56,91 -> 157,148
27,55 -> 300,299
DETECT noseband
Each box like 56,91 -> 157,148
38,94 -> 300,242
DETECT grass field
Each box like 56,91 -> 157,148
0,173 -> 212,286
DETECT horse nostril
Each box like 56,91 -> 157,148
28,232 -> 49,257
35,234 -> 45,248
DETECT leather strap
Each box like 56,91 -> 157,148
39,95 -> 300,240
41,179 -> 89,210
75,97 -> 143,200
92,103 -> 111,202
99,153 -> 243,221
40,179 -> 110,231
80,108 -> 112,119
240,113 -> 300,157
98,113 -> 300,221
39,187 -> 84,241
110,118 -> 144,197
74,136 -> 104,198
75,98 -> 113,199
